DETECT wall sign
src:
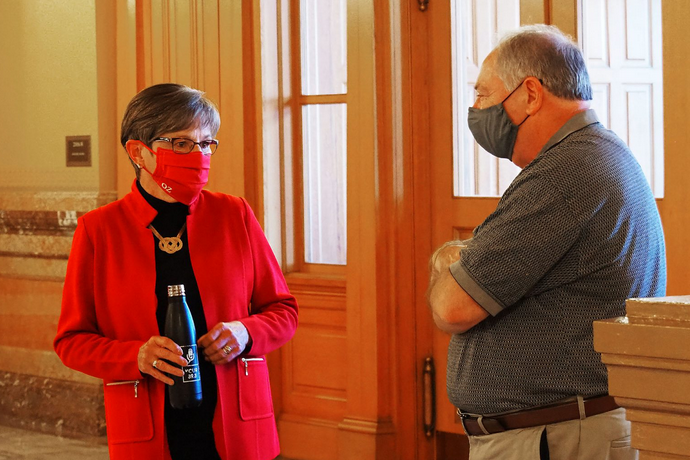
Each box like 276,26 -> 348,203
66,135 -> 91,167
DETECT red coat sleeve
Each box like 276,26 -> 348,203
238,199 -> 299,356
53,217 -> 144,381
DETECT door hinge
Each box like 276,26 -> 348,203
423,356 -> 436,437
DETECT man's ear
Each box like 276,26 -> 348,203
524,76 -> 544,115
125,140 -> 145,167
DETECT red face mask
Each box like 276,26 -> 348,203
137,142 -> 211,205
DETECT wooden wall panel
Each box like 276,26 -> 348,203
282,276 -> 347,423
658,1 -> 690,296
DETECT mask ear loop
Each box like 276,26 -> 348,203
131,141 -> 158,175
501,79 -> 533,127
126,142 -> 143,171
500,79 -> 527,104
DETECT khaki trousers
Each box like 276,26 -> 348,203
466,408 -> 636,460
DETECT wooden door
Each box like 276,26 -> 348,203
411,1 -> 522,453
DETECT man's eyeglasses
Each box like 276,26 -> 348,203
152,137 -> 219,155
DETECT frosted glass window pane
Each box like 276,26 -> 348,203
451,0 -> 520,197
302,104 -> 347,264
300,0 -> 347,95
581,0 -> 664,197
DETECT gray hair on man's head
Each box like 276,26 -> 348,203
494,24 -> 592,101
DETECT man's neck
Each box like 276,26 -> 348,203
512,99 -> 591,168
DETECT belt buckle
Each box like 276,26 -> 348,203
457,408 -> 504,436
456,408 -> 473,436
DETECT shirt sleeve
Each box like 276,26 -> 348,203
450,171 -> 581,315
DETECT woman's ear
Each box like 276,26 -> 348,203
524,76 -> 544,115
125,140 -> 145,168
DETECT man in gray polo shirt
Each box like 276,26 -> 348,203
427,25 -> 666,460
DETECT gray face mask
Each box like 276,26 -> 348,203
467,81 -> 529,161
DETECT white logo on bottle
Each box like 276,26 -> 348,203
181,345 -> 200,383
186,347 -> 195,365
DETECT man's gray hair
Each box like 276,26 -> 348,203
494,24 -> 592,101
120,83 -> 221,178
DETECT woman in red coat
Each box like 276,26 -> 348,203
54,83 -> 298,460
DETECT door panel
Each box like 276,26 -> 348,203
581,0 -> 664,196
451,0 -> 521,197
427,0 -> 520,438
416,0 -> 599,452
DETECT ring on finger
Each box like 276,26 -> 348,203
222,345 -> 233,356
152,359 -> 159,369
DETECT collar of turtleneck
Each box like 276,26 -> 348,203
136,181 -> 189,216
136,181 -> 188,236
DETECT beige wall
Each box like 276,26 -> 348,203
520,0 -> 546,26
0,0 -> 113,380
0,0 -> 120,379
520,0 -> 578,38
0,1 -> 109,438
0,0 -> 120,437
0,0 -> 110,192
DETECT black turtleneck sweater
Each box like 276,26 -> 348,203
137,181 -> 221,460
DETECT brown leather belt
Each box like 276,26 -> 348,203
459,395 -> 619,436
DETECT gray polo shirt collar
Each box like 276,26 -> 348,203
537,109 -> 599,157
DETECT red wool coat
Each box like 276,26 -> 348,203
54,182 -> 298,460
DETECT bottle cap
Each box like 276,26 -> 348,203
167,284 -> 185,297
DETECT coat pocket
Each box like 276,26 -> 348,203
237,357 -> 274,421
104,379 -> 154,444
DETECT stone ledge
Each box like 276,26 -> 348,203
594,295 -> 690,459
0,371 -> 105,440
0,255 -> 67,281
0,191 -> 116,212
0,234 -> 73,258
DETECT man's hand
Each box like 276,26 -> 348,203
428,240 -> 467,293
427,239 -> 489,334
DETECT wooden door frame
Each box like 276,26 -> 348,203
404,1 -> 495,455
396,0 -> 452,458
362,0 -> 437,459
658,1 -> 690,296
396,0 -> 475,456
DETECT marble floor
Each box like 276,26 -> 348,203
0,425 -> 294,459
0,425 -> 109,460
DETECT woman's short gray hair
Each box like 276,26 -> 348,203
120,83 -> 221,176
494,24 -> 592,101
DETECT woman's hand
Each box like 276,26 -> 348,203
198,321 -> 249,365
137,336 -> 186,385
